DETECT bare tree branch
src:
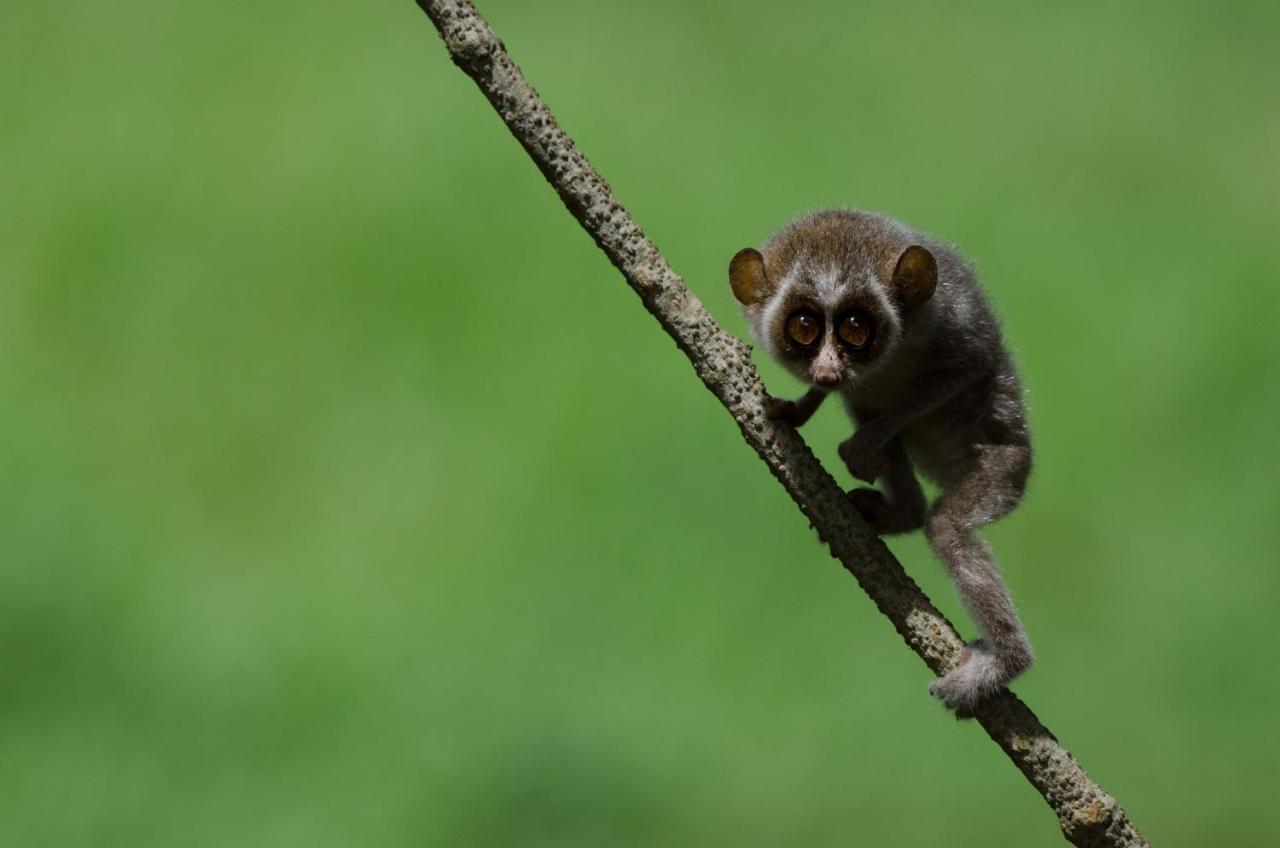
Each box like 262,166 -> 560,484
413,2 -> 1150,845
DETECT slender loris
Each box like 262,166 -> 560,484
728,209 -> 1033,712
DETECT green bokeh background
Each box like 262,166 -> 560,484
3,1 -> 1278,845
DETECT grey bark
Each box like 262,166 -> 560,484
413,2 -> 1151,845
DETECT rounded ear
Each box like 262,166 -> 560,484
891,245 -> 937,310
729,247 -> 769,305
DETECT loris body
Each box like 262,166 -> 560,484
729,209 -> 1033,712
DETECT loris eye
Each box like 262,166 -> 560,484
838,312 -> 875,349
785,312 -> 821,348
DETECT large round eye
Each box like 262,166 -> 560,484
785,312 -> 821,348
838,312 -> 874,349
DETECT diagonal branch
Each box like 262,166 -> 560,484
413,3 -> 1150,845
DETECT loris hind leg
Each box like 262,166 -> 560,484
847,437 -> 925,535
925,444 -> 1034,714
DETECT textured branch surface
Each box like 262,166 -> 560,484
414,3 -> 1150,845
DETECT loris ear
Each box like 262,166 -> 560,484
891,245 -> 938,310
729,248 -> 769,305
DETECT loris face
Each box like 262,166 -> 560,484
751,266 -> 897,389
729,213 -> 937,390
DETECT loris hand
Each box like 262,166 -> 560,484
762,394 -> 800,424
839,431 -> 890,483
762,387 -> 827,428
848,488 -> 892,534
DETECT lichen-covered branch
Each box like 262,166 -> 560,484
413,2 -> 1150,845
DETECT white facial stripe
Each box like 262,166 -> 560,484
815,340 -> 840,370
811,265 -> 844,311
869,271 -> 895,311
758,265 -> 801,358
864,270 -> 901,346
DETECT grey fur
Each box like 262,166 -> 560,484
732,209 -> 1033,713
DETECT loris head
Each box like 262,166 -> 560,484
728,209 -> 938,390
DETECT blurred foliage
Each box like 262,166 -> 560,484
2,1 -> 1279,845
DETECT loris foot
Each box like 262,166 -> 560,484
928,639 -> 1032,716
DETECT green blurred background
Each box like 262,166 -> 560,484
3,0 -> 1278,845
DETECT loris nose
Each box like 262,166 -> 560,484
813,344 -> 843,388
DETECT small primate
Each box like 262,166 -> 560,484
728,209 -> 1033,713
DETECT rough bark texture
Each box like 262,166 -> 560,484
414,3 -> 1151,845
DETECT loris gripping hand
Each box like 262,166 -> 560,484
837,428 -> 892,485
730,209 -> 1035,714
762,386 -> 827,429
